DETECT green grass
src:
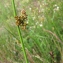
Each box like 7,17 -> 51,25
0,0 -> 63,63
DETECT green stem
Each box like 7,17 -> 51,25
12,0 -> 28,63
12,0 -> 17,16
17,26 -> 28,63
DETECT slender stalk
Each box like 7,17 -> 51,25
12,0 -> 28,63
17,26 -> 28,63
12,0 -> 17,16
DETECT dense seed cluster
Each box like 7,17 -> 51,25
15,9 -> 27,26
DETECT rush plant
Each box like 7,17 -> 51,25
12,0 -> 28,63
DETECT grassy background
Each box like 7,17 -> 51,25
0,0 -> 63,63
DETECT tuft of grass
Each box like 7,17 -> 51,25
0,0 -> 63,63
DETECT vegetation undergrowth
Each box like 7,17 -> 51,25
0,0 -> 63,63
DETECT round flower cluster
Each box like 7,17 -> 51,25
15,9 -> 27,26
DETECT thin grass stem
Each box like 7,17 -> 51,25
12,0 -> 28,63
